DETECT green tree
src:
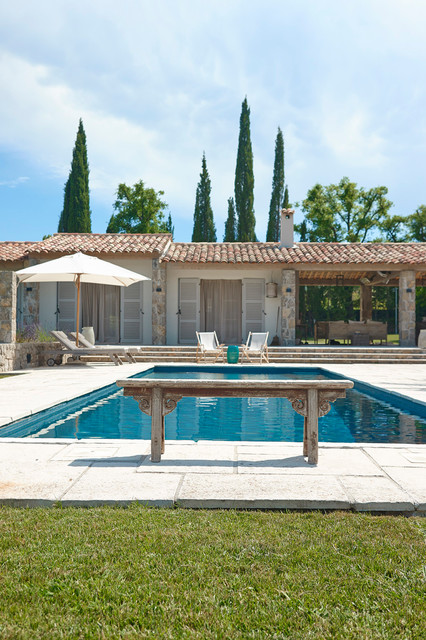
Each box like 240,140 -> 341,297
378,214 -> 408,242
106,180 -> 171,233
191,153 -> 216,242
235,97 -> 256,241
406,205 -> 426,242
295,177 -> 393,242
223,197 -> 237,242
266,128 -> 285,241
58,119 -> 91,233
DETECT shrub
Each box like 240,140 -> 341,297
16,324 -> 55,343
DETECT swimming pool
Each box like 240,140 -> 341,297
1,365 -> 425,444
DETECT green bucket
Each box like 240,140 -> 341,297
227,345 -> 239,364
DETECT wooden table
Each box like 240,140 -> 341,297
116,378 -> 354,465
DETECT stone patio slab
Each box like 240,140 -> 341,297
61,465 -> 181,507
339,476 -> 415,513
382,467 -> 426,511
177,473 -> 350,510
237,447 -> 382,476
138,443 -> 237,473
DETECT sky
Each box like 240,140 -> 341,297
0,0 -> 426,243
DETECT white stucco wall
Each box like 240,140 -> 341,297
166,265 -> 283,345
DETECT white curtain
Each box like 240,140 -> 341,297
81,284 -> 120,343
200,280 -> 242,344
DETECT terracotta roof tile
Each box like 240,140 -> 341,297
0,241 -> 35,262
27,233 -> 172,256
163,242 -> 426,265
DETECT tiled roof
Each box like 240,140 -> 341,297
0,241 -> 35,262
1,236 -> 425,267
27,233 -> 172,256
163,242 -> 426,265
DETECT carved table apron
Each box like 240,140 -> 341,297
116,379 -> 354,465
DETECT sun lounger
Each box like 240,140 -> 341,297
70,332 -> 139,363
241,332 -> 269,363
48,330 -> 132,366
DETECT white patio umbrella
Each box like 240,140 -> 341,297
16,252 -> 150,345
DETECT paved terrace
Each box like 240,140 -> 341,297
0,362 -> 425,514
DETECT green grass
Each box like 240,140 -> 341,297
0,507 -> 424,639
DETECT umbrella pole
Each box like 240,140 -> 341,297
75,275 -> 81,346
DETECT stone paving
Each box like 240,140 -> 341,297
0,362 -> 425,513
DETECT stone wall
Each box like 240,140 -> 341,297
0,342 -> 59,372
151,258 -> 167,345
281,269 -> 296,346
399,270 -> 416,347
0,271 -> 17,343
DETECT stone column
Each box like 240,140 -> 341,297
399,270 -> 416,347
151,258 -> 167,345
0,271 -> 17,343
360,284 -> 372,321
281,269 -> 296,346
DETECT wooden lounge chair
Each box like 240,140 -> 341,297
70,332 -> 141,362
241,332 -> 269,363
47,330 -> 132,366
195,331 -> 225,362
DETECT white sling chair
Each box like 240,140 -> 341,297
195,331 -> 225,362
241,331 -> 269,363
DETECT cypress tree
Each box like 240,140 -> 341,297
266,128 -> 285,242
223,197 -> 237,242
283,184 -> 289,209
191,153 -> 217,242
235,97 -> 256,241
58,119 -> 91,232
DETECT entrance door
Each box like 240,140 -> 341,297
200,280 -> 242,344
121,281 -> 144,343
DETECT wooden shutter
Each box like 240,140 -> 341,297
242,278 -> 265,337
57,282 -> 76,332
178,278 -> 199,344
120,282 -> 144,343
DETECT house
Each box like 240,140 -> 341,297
1,211 -> 426,347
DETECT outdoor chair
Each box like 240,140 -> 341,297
195,331 -> 225,362
70,332 -> 142,361
241,331 -> 269,363
48,330 -> 133,366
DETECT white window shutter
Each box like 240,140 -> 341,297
242,278 -> 265,338
178,278 -> 200,344
57,282 -> 76,331
121,282 -> 143,343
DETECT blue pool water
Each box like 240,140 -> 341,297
1,366 -> 425,444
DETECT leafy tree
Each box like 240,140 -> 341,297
406,205 -> 426,242
223,197 -> 237,242
191,153 -> 216,242
106,180 -> 171,233
295,177 -> 393,242
235,97 -> 256,241
58,119 -> 91,233
378,214 -> 408,242
266,128 -> 285,241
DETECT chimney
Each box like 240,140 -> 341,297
280,209 -> 295,248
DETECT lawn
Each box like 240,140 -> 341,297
0,507 -> 424,639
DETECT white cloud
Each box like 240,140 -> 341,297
0,176 -> 29,188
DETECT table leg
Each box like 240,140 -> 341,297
306,388 -> 319,465
151,387 -> 163,462
303,416 -> 308,457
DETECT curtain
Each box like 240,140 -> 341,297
81,284 -> 120,343
200,280 -> 242,344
